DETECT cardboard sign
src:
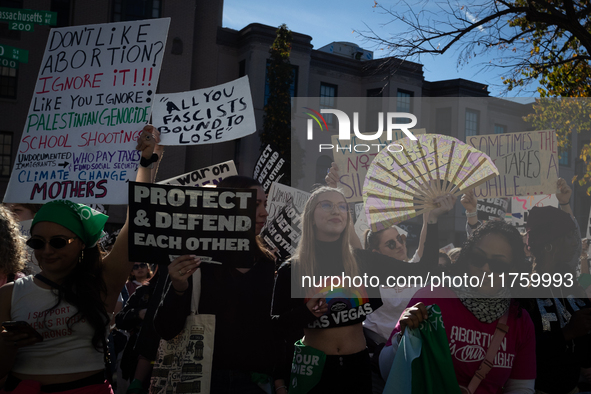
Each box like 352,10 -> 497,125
510,194 -> 558,227
477,198 -> 509,222
466,130 -> 559,198
4,19 -> 170,204
331,129 -> 426,202
253,144 -> 286,192
128,182 -> 256,266
266,182 -> 310,224
158,160 -> 237,187
260,202 -> 302,260
153,76 -> 256,145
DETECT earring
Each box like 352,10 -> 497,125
544,244 -> 553,253
79,250 -> 84,263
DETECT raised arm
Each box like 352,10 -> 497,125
102,125 -> 162,309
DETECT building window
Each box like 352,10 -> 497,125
0,132 -> 12,176
559,134 -> 571,166
263,60 -> 298,107
112,0 -> 161,22
0,66 -> 17,99
319,83 -> 337,124
51,0 -> 71,27
238,60 -> 246,77
396,90 -> 413,124
465,109 -> 480,137
494,124 -> 507,134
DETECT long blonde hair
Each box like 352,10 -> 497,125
292,186 -> 359,283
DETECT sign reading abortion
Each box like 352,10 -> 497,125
152,76 -> 256,145
331,129 -> 426,203
467,130 -> 559,198
253,144 -> 286,192
4,18 -> 170,204
129,182 -> 256,265
158,160 -> 237,187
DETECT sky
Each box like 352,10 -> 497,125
222,0 -> 538,99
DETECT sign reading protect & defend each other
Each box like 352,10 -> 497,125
129,182 -> 256,265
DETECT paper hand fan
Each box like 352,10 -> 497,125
363,134 -> 499,231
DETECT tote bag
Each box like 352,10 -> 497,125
384,304 -> 460,394
150,270 -> 216,394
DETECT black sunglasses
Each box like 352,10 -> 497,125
133,263 -> 148,270
384,235 -> 405,250
26,236 -> 78,250
467,250 -> 512,274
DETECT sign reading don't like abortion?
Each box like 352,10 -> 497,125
4,18 -> 170,204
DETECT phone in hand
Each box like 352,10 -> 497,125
2,321 -> 44,342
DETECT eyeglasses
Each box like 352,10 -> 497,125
317,200 -> 348,213
133,263 -> 148,270
26,236 -> 78,250
467,250 -> 512,274
384,235 -> 405,250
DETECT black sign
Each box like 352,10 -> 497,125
477,198 -> 509,222
129,182 -> 256,266
260,202 -> 302,261
253,144 -> 286,192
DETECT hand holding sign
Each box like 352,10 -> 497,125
556,177 -> 572,206
136,125 -> 161,159
168,254 -> 201,293
325,162 -> 339,189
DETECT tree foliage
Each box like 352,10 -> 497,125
524,98 -> 591,194
261,24 -> 293,185
359,0 -> 591,97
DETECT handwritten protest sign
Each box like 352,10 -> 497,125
260,202 -> 302,260
466,130 -> 558,198
331,129 -> 426,202
152,76 -> 256,145
510,194 -> 558,227
477,198 -> 509,222
128,182 -> 256,266
253,144 -> 286,192
158,160 -> 237,187
266,182 -> 310,223
3,19 -> 170,204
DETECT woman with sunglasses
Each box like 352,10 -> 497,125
381,220 -> 536,394
125,263 -> 153,297
521,186 -> 591,394
272,186 -> 454,393
0,126 -> 160,393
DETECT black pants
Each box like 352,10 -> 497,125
308,349 -> 372,394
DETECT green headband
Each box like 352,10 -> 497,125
31,200 -> 109,247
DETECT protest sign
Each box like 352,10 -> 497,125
260,202 -> 302,260
253,144 -> 286,192
4,18 -> 170,204
158,160 -> 237,187
152,76 -> 256,145
477,198 -> 509,222
331,129 -> 426,203
466,130 -> 559,198
128,182 -> 256,266
510,194 -> 558,227
266,182 -> 310,223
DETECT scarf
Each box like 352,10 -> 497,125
454,285 -> 511,323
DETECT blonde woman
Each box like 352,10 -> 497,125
272,186 -> 452,393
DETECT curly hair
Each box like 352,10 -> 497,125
0,204 -> 27,276
452,220 -> 527,278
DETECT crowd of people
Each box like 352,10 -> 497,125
0,125 -> 590,394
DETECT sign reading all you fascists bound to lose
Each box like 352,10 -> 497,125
152,76 -> 256,145
128,182 -> 256,266
466,129 -> 559,198
3,18 -> 170,204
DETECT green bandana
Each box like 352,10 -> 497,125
31,200 -> 108,247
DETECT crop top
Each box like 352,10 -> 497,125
271,223 -> 440,380
10,275 -> 105,375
